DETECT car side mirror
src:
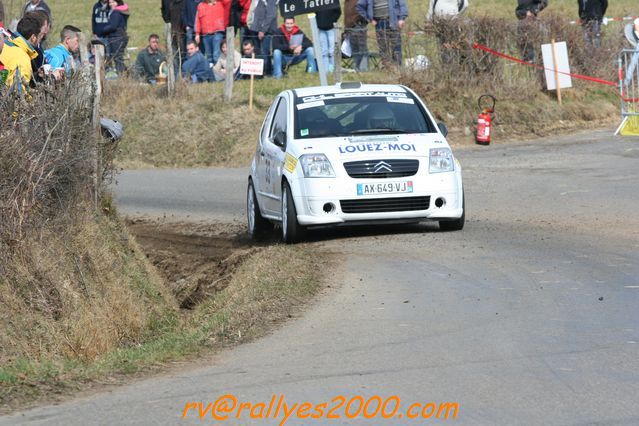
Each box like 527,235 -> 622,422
273,130 -> 286,148
437,122 -> 448,137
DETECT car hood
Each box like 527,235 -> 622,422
289,133 -> 449,162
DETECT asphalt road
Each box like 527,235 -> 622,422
3,130 -> 639,425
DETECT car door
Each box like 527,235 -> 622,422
255,99 -> 279,215
261,96 -> 289,214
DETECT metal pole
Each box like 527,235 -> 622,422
93,44 -> 105,208
308,13 -> 327,86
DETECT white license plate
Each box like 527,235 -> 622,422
357,181 -> 413,195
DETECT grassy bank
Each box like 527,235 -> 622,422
1,233 -> 326,412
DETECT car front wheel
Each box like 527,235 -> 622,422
281,181 -> 305,243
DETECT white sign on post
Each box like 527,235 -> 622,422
240,58 -> 264,76
541,41 -> 572,90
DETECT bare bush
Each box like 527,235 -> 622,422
0,73 -> 117,269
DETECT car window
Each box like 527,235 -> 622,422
260,99 -> 279,143
270,97 -> 288,140
294,92 -> 437,139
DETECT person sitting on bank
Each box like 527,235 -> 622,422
213,39 -> 240,81
44,24 -> 81,79
134,33 -> 166,83
272,16 -> 316,79
182,39 -> 214,82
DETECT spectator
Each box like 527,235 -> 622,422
0,16 -> 40,92
194,0 -> 229,66
230,0 -> 250,38
134,33 -> 166,82
343,0 -> 368,71
22,0 -> 51,22
162,0 -> 185,59
246,0 -> 278,75
0,0 -> 5,28
44,25 -> 81,79
92,0 -> 110,45
103,0 -> 129,75
427,0 -> 469,65
213,38 -> 240,80
623,18 -> 639,88
356,0 -> 408,67
316,6 -> 341,73
515,0 -> 548,63
578,0 -> 607,48
272,17 -> 317,79
182,0 -> 201,44
24,10 -> 48,82
239,39 -> 263,79
182,39 -> 214,82
0,27 -> 6,81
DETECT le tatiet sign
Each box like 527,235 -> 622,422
279,0 -> 339,17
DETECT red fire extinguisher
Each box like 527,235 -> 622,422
476,94 -> 496,145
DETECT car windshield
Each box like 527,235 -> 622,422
294,91 -> 437,139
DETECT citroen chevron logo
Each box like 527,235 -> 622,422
374,161 -> 392,173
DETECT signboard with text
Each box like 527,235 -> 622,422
240,58 -> 265,76
279,0 -> 340,18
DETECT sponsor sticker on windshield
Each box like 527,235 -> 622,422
387,96 -> 414,104
297,100 -> 325,110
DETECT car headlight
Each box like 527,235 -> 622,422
429,148 -> 454,173
300,154 -> 336,178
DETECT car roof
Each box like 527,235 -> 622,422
291,83 -> 409,98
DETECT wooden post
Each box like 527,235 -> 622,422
249,53 -> 255,110
551,39 -> 562,105
334,23 -> 342,83
224,26 -> 234,102
78,32 -> 89,65
165,23 -> 175,96
92,44 -> 105,208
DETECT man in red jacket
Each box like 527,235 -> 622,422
194,0 -> 229,65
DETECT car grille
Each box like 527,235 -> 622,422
340,196 -> 430,214
343,159 -> 420,179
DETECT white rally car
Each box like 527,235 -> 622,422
247,82 -> 464,243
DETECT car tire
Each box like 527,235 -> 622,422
439,191 -> 465,231
281,181 -> 305,244
247,179 -> 271,239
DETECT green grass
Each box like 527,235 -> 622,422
4,1 -> 637,55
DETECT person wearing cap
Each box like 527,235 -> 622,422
578,0 -> 607,48
44,25 -> 81,78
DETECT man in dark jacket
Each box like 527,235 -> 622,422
182,39 -> 214,82
578,0 -> 607,47
246,0 -> 278,75
162,0 -> 185,59
515,0 -> 548,62
134,34 -> 166,82
316,6 -> 341,73
272,17 -> 316,78
181,0 -> 201,43
92,0 -> 110,42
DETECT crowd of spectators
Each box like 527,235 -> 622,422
0,0 -> 636,91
